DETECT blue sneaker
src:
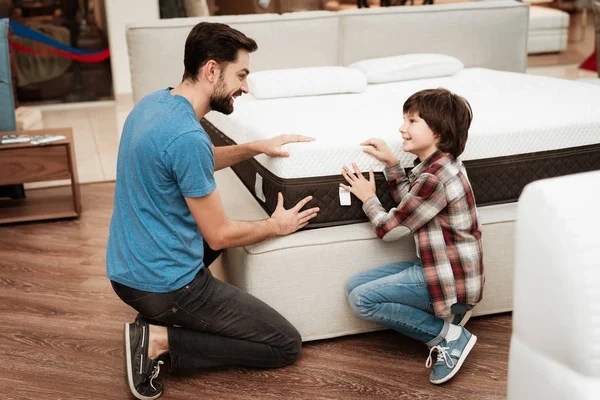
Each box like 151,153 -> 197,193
426,327 -> 477,385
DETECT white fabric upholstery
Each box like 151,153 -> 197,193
127,12 -> 340,103
508,171 -> 600,399
528,30 -> 568,54
527,6 -> 569,54
348,54 -> 463,83
529,5 -> 569,29
126,1 -> 529,103
247,66 -> 367,99
210,168 -> 516,341
339,1 -> 528,72
578,78 -> 600,85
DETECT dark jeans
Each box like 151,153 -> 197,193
111,242 -> 301,372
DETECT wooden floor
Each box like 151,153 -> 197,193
0,182 -> 512,400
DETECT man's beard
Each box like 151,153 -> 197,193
209,92 -> 233,115
210,78 -> 240,115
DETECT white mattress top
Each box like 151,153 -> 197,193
205,68 -> 600,179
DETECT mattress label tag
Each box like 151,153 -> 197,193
255,173 -> 266,202
339,187 -> 351,206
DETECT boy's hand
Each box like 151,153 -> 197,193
340,163 -> 376,203
259,134 -> 315,157
361,138 -> 398,168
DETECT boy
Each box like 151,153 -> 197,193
340,88 -> 484,384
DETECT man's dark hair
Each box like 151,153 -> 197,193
403,88 -> 473,158
182,22 -> 258,82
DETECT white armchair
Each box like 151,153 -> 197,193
507,171 -> 600,400
527,5 -> 570,54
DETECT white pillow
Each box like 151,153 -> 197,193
349,54 -> 464,84
247,66 -> 367,99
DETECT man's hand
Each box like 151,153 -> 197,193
259,134 -> 315,157
270,193 -> 319,235
361,138 -> 398,168
340,163 -> 377,203
213,135 -> 315,171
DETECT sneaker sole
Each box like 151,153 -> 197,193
124,323 -> 162,400
430,334 -> 477,385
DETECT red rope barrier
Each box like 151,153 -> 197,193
10,40 -> 110,62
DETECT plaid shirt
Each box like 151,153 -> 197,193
362,151 -> 484,317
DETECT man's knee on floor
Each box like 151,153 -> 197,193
277,326 -> 302,366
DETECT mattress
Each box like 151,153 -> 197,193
203,68 -> 600,228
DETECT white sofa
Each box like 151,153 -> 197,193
528,5 -> 570,54
507,171 -> 600,400
125,1 -> 529,341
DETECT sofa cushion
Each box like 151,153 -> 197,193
349,53 -> 463,84
247,66 -> 367,99
527,29 -> 568,54
528,6 -> 569,30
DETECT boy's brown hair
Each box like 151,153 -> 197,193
403,88 -> 473,158
182,22 -> 258,82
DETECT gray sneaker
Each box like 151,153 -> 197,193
124,319 -> 164,400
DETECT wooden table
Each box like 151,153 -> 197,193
0,127 -> 81,224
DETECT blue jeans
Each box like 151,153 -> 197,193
347,260 -> 446,347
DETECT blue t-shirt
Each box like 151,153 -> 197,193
106,88 -> 216,292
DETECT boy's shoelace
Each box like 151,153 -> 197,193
425,345 -> 455,369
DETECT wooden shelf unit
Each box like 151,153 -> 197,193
0,127 -> 81,225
